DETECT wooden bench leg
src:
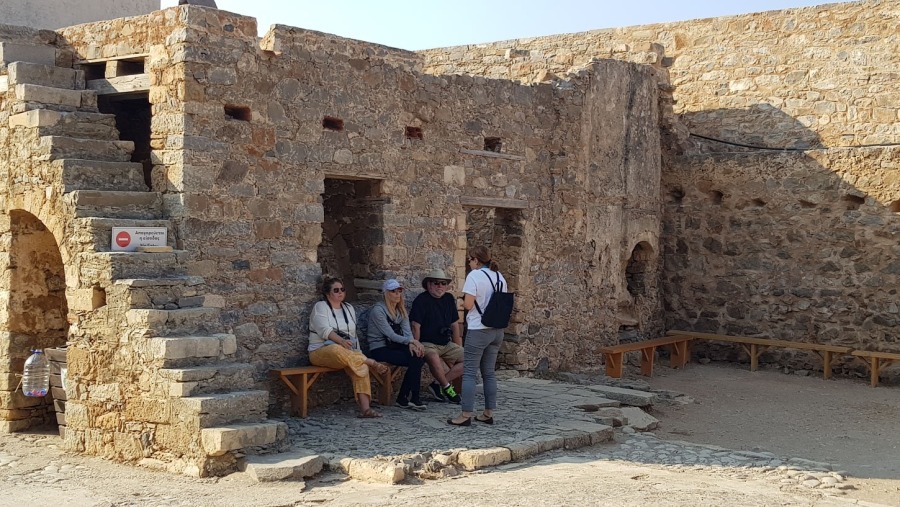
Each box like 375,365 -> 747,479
640,346 -> 657,377
822,351 -> 833,380
670,341 -> 689,369
871,357 -> 880,387
605,352 -> 624,378
299,373 -> 310,418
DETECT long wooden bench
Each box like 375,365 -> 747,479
851,350 -> 900,387
668,330 -> 853,379
599,335 -> 693,378
272,364 -> 403,418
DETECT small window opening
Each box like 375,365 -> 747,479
484,137 -> 502,153
82,63 -> 105,81
843,194 -> 865,211
405,126 -> 423,140
115,60 -> 145,77
708,190 -> 724,204
668,187 -> 685,204
890,200 -> 900,213
224,105 -> 252,122
323,116 -> 344,131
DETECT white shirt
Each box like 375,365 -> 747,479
462,267 -> 507,330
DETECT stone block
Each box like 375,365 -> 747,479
344,458 -> 405,484
619,407 -> 659,431
557,421 -> 614,445
241,448 -> 323,482
0,420 -> 31,432
457,447 -> 512,471
583,385 -> 659,407
15,84 -> 83,108
8,109 -> 63,128
561,430 -> 593,449
8,62 -> 77,89
148,335 -> 221,360
201,421 -> 285,456
0,42 -> 56,66
504,440 -> 542,461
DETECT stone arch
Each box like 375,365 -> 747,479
0,210 -> 69,432
625,241 -> 655,298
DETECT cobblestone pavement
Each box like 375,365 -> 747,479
283,377 -> 622,460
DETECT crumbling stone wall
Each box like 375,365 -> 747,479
420,0 -> 900,363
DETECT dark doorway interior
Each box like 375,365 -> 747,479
98,92 -> 152,189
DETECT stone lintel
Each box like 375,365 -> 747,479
459,148 -> 526,161
86,74 -> 150,95
460,196 -> 529,209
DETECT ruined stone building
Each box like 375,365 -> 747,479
0,0 -> 896,476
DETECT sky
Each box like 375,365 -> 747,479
159,0 -> 832,50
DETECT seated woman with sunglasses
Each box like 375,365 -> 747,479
308,275 -> 389,418
365,279 -> 427,410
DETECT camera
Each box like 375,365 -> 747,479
335,330 -> 353,340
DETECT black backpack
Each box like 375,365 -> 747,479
474,270 -> 515,329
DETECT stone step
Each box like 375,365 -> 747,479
109,276 -> 206,310
37,113 -> 120,140
157,363 -> 256,397
201,421 -> 287,458
125,307 -> 222,337
79,251 -> 188,281
13,84 -> 97,112
0,42 -> 56,67
67,190 -> 163,219
145,334 -> 237,368
72,217 -> 173,252
7,62 -> 82,90
36,136 -> 133,162
172,390 -> 269,428
53,159 -> 147,192
240,449 -> 324,482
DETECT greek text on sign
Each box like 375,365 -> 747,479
111,227 -> 167,252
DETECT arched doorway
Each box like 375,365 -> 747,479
1,210 -> 69,432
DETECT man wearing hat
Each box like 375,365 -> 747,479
410,269 -> 463,403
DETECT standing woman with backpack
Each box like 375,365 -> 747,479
448,246 -> 509,426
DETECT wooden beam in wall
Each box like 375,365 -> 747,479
459,149 -> 525,161
459,196 -> 529,209
86,74 -> 150,95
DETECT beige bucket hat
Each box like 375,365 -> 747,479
421,269 -> 452,289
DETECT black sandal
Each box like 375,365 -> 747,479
475,415 -> 494,425
447,416 -> 471,426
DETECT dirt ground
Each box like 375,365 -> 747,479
1,362 -> 898,507
647,362 -> 900,505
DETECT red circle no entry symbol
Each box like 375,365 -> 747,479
115,231 -> 132,248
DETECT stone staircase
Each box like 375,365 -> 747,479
1,42 -> 285,475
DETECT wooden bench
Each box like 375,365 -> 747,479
599,335 -> 693,378
272,364 -> 403,418
668,330 -> 853,379
851,350 -> 900,387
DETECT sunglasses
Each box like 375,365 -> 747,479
331,287 -> 346,293
430,280 -> 449,286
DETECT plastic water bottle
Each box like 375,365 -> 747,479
22,350 -> 49,397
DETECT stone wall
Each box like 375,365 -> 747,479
419,0 -> 898,149
125,9 -> 662,383
663,146 -> 900,367
0,0 -> 159,30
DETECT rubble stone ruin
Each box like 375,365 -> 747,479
0,0 -> 897,476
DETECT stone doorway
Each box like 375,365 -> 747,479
463,206 -> 524,292
318,177 -> 386,302
98,91 -> 152,189
0,211 -> 69,432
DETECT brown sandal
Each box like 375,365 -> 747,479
358,408 -> 382,418
367,360 -> 389,375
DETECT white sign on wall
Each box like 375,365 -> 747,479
111,227 -> 167,252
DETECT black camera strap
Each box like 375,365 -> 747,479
329,302 -> 354,333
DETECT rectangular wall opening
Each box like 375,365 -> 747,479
464,206 -> 524,293
318,177 -> 386,302
98,91 -> 152,189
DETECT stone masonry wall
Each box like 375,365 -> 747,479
420,0 -> 898,149
124,8 -> 662,388
663,146 -> 900,368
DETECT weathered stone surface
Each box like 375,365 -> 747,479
0,42 -> 56,66
200,421 -> 285,456
241,449 -> 323,482
619,407 -> 659,431
583,385 -> 659,407
457,447 -> 512,471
